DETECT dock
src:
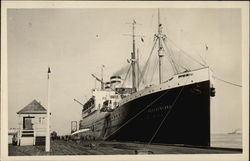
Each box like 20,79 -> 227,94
8,140 -> 242,156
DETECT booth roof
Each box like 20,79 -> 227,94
17,99 -> 47,114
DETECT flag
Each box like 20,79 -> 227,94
206,45 -> 208,51
141,37 -> 144,42
48,67 -> 51,73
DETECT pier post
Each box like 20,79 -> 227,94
45,67 -> 51,152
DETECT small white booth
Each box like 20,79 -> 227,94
17,100 -> 47,146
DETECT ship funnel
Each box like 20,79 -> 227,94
110,76 -> 121,89
105,82 -> 111,89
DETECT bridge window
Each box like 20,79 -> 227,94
178,73 -> 193,78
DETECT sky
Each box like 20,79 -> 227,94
7,8 -> 242,135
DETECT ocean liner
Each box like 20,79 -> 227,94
75,10 -> 216,146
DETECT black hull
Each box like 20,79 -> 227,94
80,80 -> 211,146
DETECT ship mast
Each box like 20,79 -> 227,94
157,9 -> 164,84
101,65 -> 104,90
124,20 -> 143,92
131,20 -> 137,92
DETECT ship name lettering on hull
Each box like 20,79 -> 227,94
147,105 -> 172,113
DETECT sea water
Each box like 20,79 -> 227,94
211,133 -> 242,149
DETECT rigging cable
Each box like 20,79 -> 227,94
150,56 -> 159,84
121,65 -> 132,88
167,43 -> 190,72
139,38 -> 158,86
161,40 -> 180,74
136,61 -> 146,86
214,76 -> 242,87
160,38 -> 179,74
166,45 -> 180,72
196,49 -> 206,65
166,37 -> 205,67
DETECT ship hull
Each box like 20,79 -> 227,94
79,80 -> 211,146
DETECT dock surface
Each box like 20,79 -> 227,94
8,140 -> 242,156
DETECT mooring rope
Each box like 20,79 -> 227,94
214,76 -> 242,87
105,76 -> 188,140
105,86 -> 170,140
146,77 -> 189,146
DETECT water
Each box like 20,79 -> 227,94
211,133 -> 242,149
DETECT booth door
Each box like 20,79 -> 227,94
23,117 -> 34,130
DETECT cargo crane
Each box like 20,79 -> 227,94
91,74 -> 122,95
91,74 -> 104,90
73,99 -> 84,107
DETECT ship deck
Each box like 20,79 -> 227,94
8,140 -> 242,156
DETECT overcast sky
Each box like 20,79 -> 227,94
8,8 -> 242,135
